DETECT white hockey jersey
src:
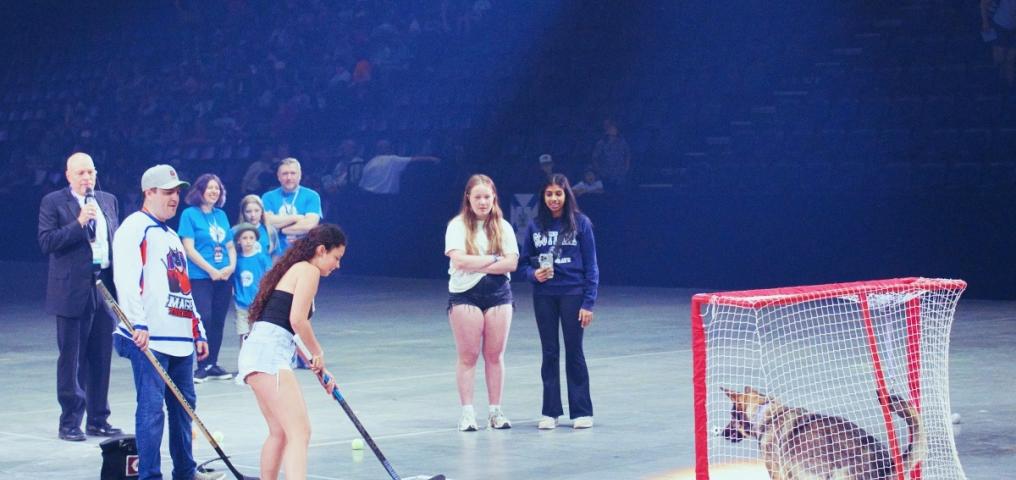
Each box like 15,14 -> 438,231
112,210 -> 207,357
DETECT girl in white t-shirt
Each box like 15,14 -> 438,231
444,174 -> 519,431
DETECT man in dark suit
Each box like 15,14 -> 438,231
38,152 -> 124,441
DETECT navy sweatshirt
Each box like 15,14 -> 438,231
518,214 -> 600,310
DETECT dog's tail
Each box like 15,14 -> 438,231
887,394 -> 927,474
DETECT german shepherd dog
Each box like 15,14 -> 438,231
720,386 -> 925,480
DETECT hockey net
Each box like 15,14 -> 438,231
691,278 -> 967,479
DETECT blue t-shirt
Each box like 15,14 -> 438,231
256,223 -> 274,257
261,186 -> 323,254
178,206 -> 234,280
233,251 -> 272,308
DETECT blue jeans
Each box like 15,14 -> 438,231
533,294 -> 593,419
114,335 -> 197,480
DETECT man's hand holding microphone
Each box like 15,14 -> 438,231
79,188 -> 99,237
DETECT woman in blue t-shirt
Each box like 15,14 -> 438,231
179,173 -> 236,383
519,174 -> 600,430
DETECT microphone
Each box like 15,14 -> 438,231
84,187 -> 97,241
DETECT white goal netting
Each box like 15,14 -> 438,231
691,278 -> 967,480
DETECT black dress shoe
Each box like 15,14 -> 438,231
86,423 -> 123,437
59,426 -> 86,441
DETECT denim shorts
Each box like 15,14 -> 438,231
236,321 -> 294,385
448,274 -> 513,312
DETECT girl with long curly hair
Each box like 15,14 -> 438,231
235,224 -> 346,480
444,174 -> 519,431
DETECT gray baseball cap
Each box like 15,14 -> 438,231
141,164 -> 190,191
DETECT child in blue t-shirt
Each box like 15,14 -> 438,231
231,223 -> 272,346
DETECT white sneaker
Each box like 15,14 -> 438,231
537,416 -> 558,430
488,408 -> 511,429
572,416 -> 594,429
458,409 -> 478,432
193,470 -> 227,480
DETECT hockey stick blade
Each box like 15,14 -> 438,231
293,335 -> 446,480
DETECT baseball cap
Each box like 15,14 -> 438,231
538,154 -> 553,164
231,222 -> 260,240
141,164 -> 190,191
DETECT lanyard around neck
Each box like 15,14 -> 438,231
283,187 -> 300,206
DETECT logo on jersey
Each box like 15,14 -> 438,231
161,248 -> 191,295
161,247 -> 196,318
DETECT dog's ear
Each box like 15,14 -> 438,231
721,386 -> 740,400
744,386 -> 764,396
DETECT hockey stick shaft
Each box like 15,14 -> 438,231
96,280 -> 255,480
292,336 -> 403,480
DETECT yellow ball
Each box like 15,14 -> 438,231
351,438 -> 364,450
212,431 -> 225,443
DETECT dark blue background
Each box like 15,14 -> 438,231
3,1 -> 1011,298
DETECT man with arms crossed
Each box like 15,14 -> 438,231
261,157 -> 322,256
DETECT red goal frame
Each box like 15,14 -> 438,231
691,277 -> 967,480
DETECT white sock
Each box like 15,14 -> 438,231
488,404 -> 501,414
462,405 -> 475,415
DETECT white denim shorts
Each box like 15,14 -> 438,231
236,321 -> 295,385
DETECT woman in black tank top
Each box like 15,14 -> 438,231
257,290 -> 313,334
236,224 -> 345,480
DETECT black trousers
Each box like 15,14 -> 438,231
533,294 -> 593,419
192,278 -> 233,369
56,269 -> 114,429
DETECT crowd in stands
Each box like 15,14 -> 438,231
1,0 -> 1012,228
0,1 -> 655,214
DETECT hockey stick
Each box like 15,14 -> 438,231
293,336 -> 445,480
96,280 -> 259,480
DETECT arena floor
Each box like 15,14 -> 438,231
0,262 -> 1012,479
